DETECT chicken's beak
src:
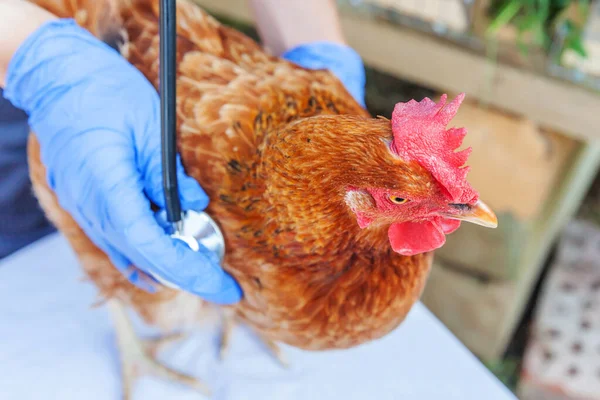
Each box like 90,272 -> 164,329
446,200 -> 498,228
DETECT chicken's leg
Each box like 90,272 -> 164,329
107,299 -> 211,399
218,309 -> 289,368
254,331 -> 289,368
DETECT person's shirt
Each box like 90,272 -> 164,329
0,89 -> 54,259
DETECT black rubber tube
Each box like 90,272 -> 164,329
159,0 -> 181,224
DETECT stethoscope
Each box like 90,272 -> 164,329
153,0 -> 226,289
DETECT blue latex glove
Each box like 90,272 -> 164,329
3,19 -> 241,304
282,41 -> 366,107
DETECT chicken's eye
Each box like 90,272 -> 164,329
389,195 -> 408,204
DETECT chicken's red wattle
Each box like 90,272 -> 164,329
388,217 -> 461,256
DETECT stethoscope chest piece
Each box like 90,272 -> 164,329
156,209 -> 226,264
152,209 -> 226,290
173,210 -> 226,263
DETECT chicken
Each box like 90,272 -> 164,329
27,0 -> 498,397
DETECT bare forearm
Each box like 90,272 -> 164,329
249,0 -> 346,56
0,0 -> 57,87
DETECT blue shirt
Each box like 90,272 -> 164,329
0,90 -> 54,259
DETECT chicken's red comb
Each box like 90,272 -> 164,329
390,93 -> 478,204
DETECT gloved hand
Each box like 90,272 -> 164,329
3,19 -> 242,304
282,41 -> 366,107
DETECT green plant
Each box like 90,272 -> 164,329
486,0 -> 591,62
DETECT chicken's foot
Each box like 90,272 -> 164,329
107,299 -> 211,400
143,331 -> 187,358
255,331 -> 289,368
218,309 -> 235,361
218,309 -> 289,368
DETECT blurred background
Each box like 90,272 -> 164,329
192,0 -> 600,398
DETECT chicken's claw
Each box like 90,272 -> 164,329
256,331 -> 289,369
143,331 -> 188,358
107,300 -> 211,399
219,310 -> 236,361
219,309 -> 289,368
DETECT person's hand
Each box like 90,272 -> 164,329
2,19 -> 242,304
282,42 -> 366,107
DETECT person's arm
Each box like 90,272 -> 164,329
250,0 -> 366,107
248,0 -> 346,56
0,0 -> 57,87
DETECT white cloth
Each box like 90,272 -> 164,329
0,233 -> 516,400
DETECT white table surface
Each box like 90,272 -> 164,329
0,233 -> 517,400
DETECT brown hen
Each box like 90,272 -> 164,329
26,0 -> 497,397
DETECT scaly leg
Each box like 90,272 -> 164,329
107,299 -> 211,399
218,309 -> 236,361
218,309 -> 289,368
255,331 -> 289,368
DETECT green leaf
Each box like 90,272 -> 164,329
517,40 -> 531,55
577,0 -> 591,15
487,0 -> 523,36
567,33 -> 588,57
516,13 -> 542,31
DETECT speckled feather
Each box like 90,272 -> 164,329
27,0 -> 434,350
